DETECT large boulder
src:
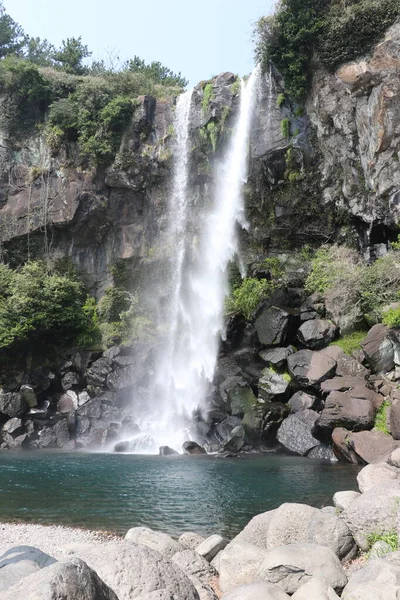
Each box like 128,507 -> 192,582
231,503 -> 355,560
219,377 -> 257,415
316,388 -> 376,433
276,410 -> 320,456
60,541 -> 199,600
0,391 -> 26,418
0,546 -> 56,592
125,527 -> 182,558
297,319 -> 336,350
196,535 -> 229,562
86,358 -> 113,388
361,324 -> 394,373
254,306 -> 292,346
287,391 -> 317,412
332,428 -> 400,464
171,549 -> 218,600
287,350 -> 336,389
357,462 -> 400,493
1,557 -> 118,600
218,542 -> 267,593
342,482 -> 400,551
320,377 -> 377,395
222,426 -> 245,452
221,581 -> 290,599
333,491 -> 361,512
257,543 -> 347,594
292,577 -> 340,599
258,368 -> 291,401
341,556 -> 400,599
183,441 -> 206,455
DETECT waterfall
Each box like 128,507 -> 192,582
134,67 -> 261,453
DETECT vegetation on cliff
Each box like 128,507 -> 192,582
254,0 -> 400,101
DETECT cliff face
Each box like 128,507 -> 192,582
0,23 -> 399,291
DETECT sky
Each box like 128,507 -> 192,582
5,0 -> 276,86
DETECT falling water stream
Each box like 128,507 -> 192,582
134,67 -> 261,452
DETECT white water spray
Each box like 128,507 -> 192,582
135,67 -> 261,452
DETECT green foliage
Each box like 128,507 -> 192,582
367,532 -> 398,553
305,245 -> 362,294
97,287 -> 151,348
318,0 -> 400,71
0,261 -> 99,353
52,37 -> 91,75
230,79 -> 241,96
330,330 -> 367,355
391,234 -> 400,251
126,55 -> 188,88
0,2 -> 25,58
383,306 -> 400,329
24,37 -> 54,66
360,252 -> 400,322
206,121 -> 218,153
276,93 -> 286,108
202,83 -> 214,113
281,118 -> 290,139
225,277 -> 277,320
98,287 -> 131,323
374,400 -> 391,435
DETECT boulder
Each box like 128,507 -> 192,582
332,428 -> 400,464
221,581 -> 290,599
291,577 -> 340,599
258,543 -> 347,594
57,391 -> 78,413
19,385 -> 37,408
196,534 -> 229,562
179,532 -> 206,550
259,347 -> 294,370
86,358 -> 113,388
107,365 -> 136,391
333,491 -> 361,512
277,410 -> 320,456
342,482 -> 400,551
125,527 -> 182,558
361,324 -> 394,373
60,541 -> 198,600
297,319 -> 337,350
334,352 -> 369,379
388,447 -> 400,467
159,446 -> 179,456
231,503 -> 355,560
320,377 -> 376,394
219,377 -> 257,415
218,542 -> 267,593
1,557 -> 118,600
357,462 -> 400,493
0,391 -> 26,418
258,368 -> 291,401
61,371 -> 80,391
2,417 -> 24,436
287,391 -> 317,412
215,417 -> 242,443
287,350 -> 336,389
222,426 -> 245,453
390,400 -> 400,439
307,445 -> 337,461
369,540 -> 393,559
183,441 -> 207,455
341,557 -> 400,599
0,545 -> 56,592
254,306 -> 292,346
171,549 -> 218,600
316,389 -> 376,433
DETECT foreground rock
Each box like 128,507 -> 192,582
0,546 -> 56,592
125,527 -> 182,557
179,532 -> 205,550
258,543 -> 347,594
332,428 -> 400,463
276,410 -> 320,456
292,577 -> 340,599
196,534 -> 229,561
342,482 -> 400,551
172,550 -> 218,600
357,462 -> 400,493
2,558 -> 118,600
218,542 -> 267,593
221,581 -> 290,599
341,555 -> 400,599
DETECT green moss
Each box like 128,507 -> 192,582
374,401 -> 391,435
202,83 -> 215,113
282,372 -> 291,383
329,331 -> 367,356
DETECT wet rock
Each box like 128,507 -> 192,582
53,419 -> 70,447
287,350 -> 337,389
219,377 -> 257,415
183,441 -> 207,455
77,398 -> 102,419
277,410 -> 320,456
259,347 -> 294,370
19,385 -> 37,408
78,391 -> 91,407
307,445 -> 337,461
2,417 -> 24,436
254,306 -> 291,346
114,440 -> 130,452
297,319 -> 337,350
86,358 -> 113,387
103,346 -> 121,360
107,365 -> 136,391
120,416 -> 140,437
159,446 -> 179,456
258,368 -> 291,401
320,377 -> 376,394
222,425 -> 245,453
0,391 -> 27,418
215,416 -> 242,443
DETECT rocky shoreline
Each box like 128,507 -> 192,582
1,451 -> 400,599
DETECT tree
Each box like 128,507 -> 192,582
53,36 -> 92,75
0,2 -> 26,58
126,55 -> 188,88
24,37 -> 54,66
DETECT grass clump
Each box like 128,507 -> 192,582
281,117 -> 290,139
367,532 -> 398,553
330,330 -> 367,355
202,82 -> 214,113
374,401 -> 391,435
225,278 -> 276,320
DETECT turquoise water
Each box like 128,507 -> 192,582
0,452 -> 359,537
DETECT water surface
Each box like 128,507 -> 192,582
0,452 -> 359,537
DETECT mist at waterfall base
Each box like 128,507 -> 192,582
124,67 -> 262,453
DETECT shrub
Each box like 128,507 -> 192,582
374,400 -> 391,435
305,245 -> 363,294
202,83 -> 214,113
281,117 -> 290,139
360,252 -> 400,322
276,92 -> 286,108
383,306 -> 400,329
225,277 -> 277,320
